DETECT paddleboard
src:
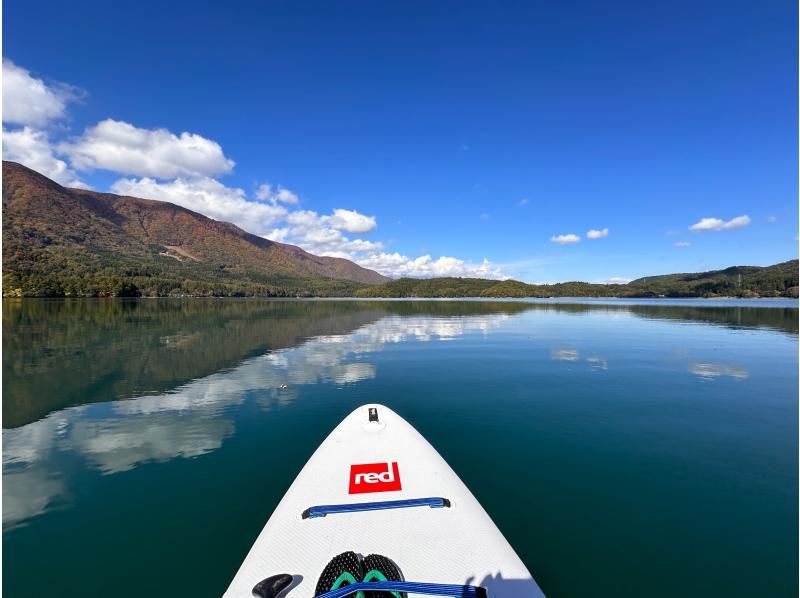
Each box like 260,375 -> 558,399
224,404 -> 545,597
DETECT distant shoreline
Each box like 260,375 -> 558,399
4,295 -> 798,305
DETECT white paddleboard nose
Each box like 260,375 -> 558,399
224,402 -> 546,597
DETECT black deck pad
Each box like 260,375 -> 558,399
362,553 -> 407,598
315,551 -> 363,596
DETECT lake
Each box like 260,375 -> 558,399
3,298 -> 798,597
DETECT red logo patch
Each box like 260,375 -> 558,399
348,462 -> 402,494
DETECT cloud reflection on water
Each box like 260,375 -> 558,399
2,313 -> 508,528
551,348 -> 608,370
688,362 -> 749,380
551,348 -> 580,361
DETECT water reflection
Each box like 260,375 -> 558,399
587,356 -> 608,370
2,310 -> 510,528
71,415 -> 235,474
2,299 -> 796,529
689,362 -> 749,380
551,349 -> 580,361
4,300 -> 796,428
3,466 -> 65,529
551,349 -> 608,370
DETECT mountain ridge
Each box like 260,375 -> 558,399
2,161 -> 388,296
2,162 -> 797,298
354,261 -> 798,298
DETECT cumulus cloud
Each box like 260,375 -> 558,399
586,227 -> 608,239
689,215 -> 751,232
357,253 -> 505,279
674,241 -> 691,248
2,59 -> 78,127
550,233 -> 580,245
111,176 -> 287,234
266,209 -> 503,276
597,276 -> 631,284
3,126 -> 88,188
109,176 -> 388,262
328,208 -> 376,233
267,208 -> 382,257
108,175 -> 495,278
63,119 -> 235,178
256,184 -> 299,205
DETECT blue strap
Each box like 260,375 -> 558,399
302,497 -> 450,519
313,580 -> 484,598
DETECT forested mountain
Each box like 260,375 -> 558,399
2,162 -> 796,298
626,262 -> 798,296
2,162 -> 388,297
355,261 -> 798,298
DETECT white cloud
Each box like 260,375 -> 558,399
689,215 -> 751,232
674,241 -> 691,248
479,212 -> 490,220
266,208 -> 505,277
356,253 -> 505,279
107,176 -> 500,279
328,208 -> 376,233
767,215 -> 778,223
586,227 -> 608,239
64,119 -> 235,178
268,208 -> 382,257
550,233 -> 580,245
597,276 -> 631,284
518,198 -> 529,206
108,176 -> 386,263
111,177 -> 287,234
255,184 -> 299,205
3,126 -> 88,188
2,59 -> 77,127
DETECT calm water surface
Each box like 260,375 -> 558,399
3,299 -> 798,597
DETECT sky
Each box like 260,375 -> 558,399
2,0 -> 797,282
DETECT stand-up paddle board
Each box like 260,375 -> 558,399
224,404 -> 545,597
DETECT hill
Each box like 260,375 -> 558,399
626,262 -> 798,297
356,261 -> 799,298
2,161 -> 388,297
2,162 -> 796,299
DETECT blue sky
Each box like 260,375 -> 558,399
3,0 -> 797,282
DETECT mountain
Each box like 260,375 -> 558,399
2,161 -> 389,297
3,162 -> 796,299
626,262 -> 798,296
355,261 -> 799,298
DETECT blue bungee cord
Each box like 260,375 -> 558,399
312,580 -> 486,598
